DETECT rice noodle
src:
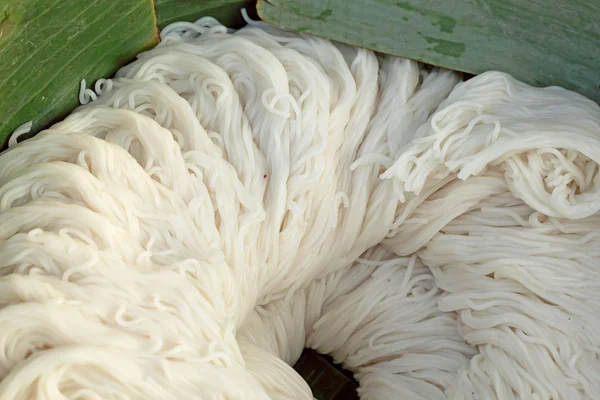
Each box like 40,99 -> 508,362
0,15 -> 598,400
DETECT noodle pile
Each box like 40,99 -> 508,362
0,14 -> 598,399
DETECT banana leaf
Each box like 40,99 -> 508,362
257,0 -> 600,104
155,0 -> 256,29
0,0 -> 159,145
294,349 -> 359,400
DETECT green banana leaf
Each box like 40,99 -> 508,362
0,0 -> 261,147
0,0 -> 159,145
257,0 -> 600,104
155,0 -> 255,29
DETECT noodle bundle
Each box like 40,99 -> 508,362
0,14 -> 598,400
